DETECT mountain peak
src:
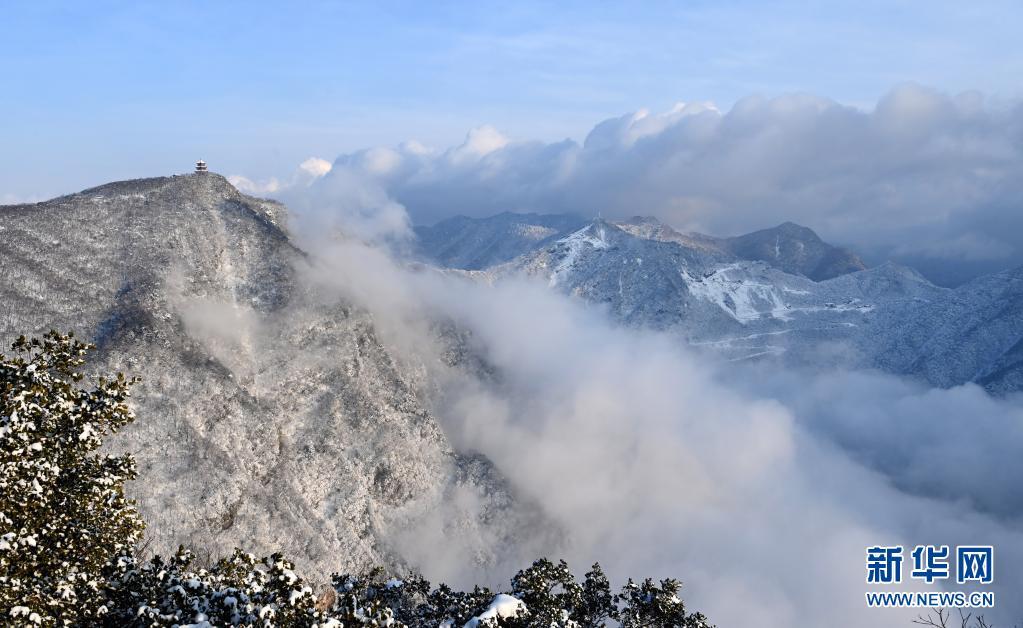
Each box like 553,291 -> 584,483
620,215 -> 663,226
775,221 -> 821,237
38,172 -> 290,233
1,172 -> 522,578
588,216 -> 618,229
723,222 -> 865,281
74,172 -> 244,203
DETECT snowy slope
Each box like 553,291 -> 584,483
720,221 -> 867,280
615,216 -> 866,280
874,265 -> 1023,392
470,217 -> 1023,390
491,217 -> 1023,391
496,221 -> 931,330
413,212 -> 587,270
417,212 -> 867,281
0,174 -> 537,578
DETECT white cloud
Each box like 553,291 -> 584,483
299,156 -> 333,178
279,165 -> 412,245
358,148 -> 402,175
229,155 -> 333,197
450,125 -> 509,163
295,205 -> 1023,625
297,84 -> 1023,281
228,174 -> 281,195
225,83 -> 1023,625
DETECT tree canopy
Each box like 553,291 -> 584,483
1,332 -> 711,627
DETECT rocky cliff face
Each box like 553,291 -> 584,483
0,173 -> 533,579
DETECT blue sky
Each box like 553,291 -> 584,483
2,0 -> 1022,201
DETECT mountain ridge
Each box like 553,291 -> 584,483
413,211 -> 588,270
439,215 -> 1021,392
415,211 -> 867,281
719,221 -> 867,280
0,173 -> 539,580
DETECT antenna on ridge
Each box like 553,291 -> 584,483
195,159 -> 208,173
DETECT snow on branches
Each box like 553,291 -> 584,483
1,333 -> 712,627
1,331 -> 143,625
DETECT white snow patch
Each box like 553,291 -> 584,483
690,330 -> 793,347
727,347 -> 787,361
682,264 -> 790,323
682,265 -> 875,323
549,225 -> 611,287
464,594 -> 525,628
796,300 -> 875,315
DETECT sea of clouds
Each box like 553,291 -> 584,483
223,85 -> 1023,625
274,155 -> 1023,626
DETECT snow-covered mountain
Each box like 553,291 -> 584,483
718,221 -> 867,280
0,174 -> 537,578
615,217 -> 866,280
417,213 -> 865,281
488,220 -> 934,363
413,211 -> 588,270
423,214 -> 1022,392
875,265 -> 1023,393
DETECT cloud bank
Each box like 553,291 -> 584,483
223,84 -> 1023,625
230,156 -> 335,198
302,238 -> 1023,627
290,84 -> 1023,284
283,180 -> 1023,626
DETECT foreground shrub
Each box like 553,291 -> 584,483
102,551 -> 711,628
1,332 -> 143,624
1,333 -> 711,627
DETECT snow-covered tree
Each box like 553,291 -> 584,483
616,577 -> 712,628
102,547 -> 327,626
1,332 -> 714,627
487,559 -> 710,628
325,559 -> 711,628
0,331 -> 144,625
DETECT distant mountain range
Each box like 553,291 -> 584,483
415,212 -> 1023,393
415,212 -> 865,280
615,216 -> 867,280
